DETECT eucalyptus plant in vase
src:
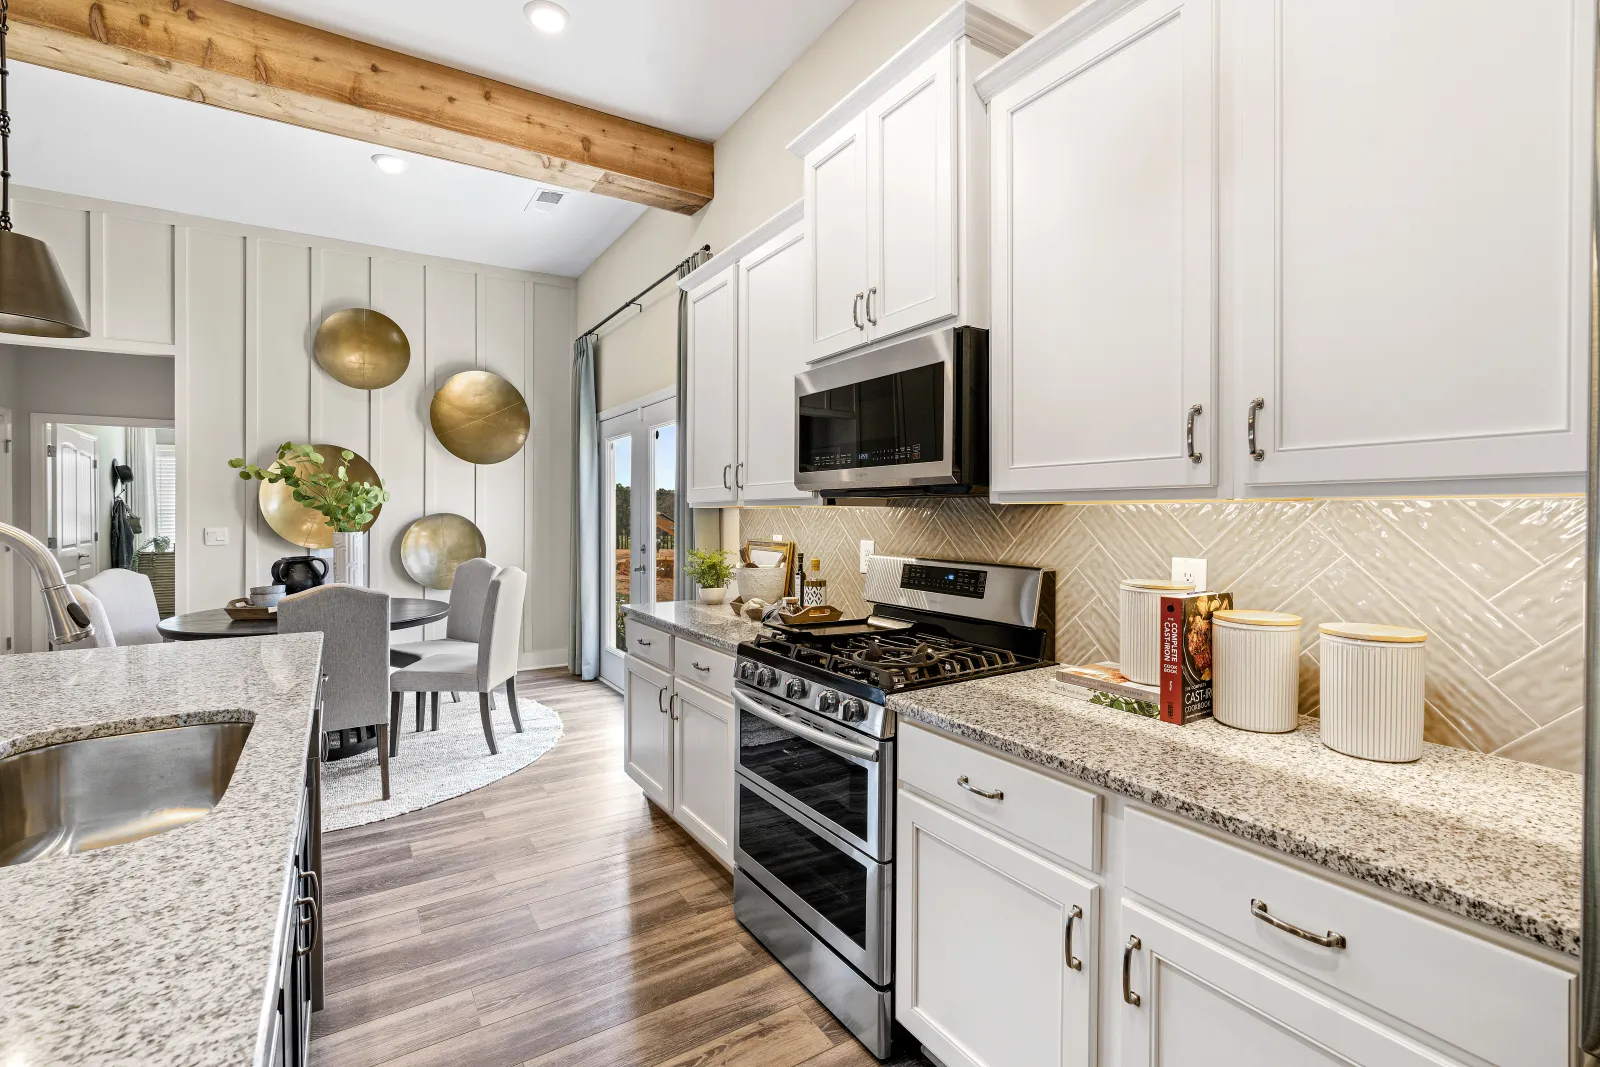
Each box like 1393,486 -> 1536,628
229,443 -> 390,587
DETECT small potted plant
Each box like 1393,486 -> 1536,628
229,443 -> 390,587
685,548 -> 734,605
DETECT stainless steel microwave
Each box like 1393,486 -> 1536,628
794,326 -> 988,498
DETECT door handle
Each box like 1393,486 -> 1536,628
1250,899 -> 1346,949
1122,935 -> 1142,1006
1186,403 -> 1203,464
865,286 -> 878,326
1064,904 -> 1083,971
1248,397 -> 1265,461
852,291 -> 865,330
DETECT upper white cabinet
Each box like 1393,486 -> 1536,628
790,4 -> 1031,362
986,0 -> 1217,500
682,201 -> 815,509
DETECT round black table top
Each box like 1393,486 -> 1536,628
158,596 -> 450,641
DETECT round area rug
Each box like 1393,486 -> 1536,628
322,692 -> 563,830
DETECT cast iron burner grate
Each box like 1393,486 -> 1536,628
750,629 -> 1021,692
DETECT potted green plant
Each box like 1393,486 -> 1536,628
229,443 -> 389,587
685,548 -> 734,605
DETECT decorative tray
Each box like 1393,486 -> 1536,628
224,599 -> 278,621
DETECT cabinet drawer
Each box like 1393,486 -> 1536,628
674,639 -> 734,696
898,722 -> 1099,873
625,619 -> 673,669
1124,809 -> 1572,1067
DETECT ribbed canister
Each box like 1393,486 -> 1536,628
1318,623 -> 1428,763
1213,610 -> 1301,733
1119,579 -> 1193,685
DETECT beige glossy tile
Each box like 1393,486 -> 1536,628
998,503 -> 1077,558
1056,618 -> 1105,668
1071,593 -> 1119,661
1113,504 -> 1204,558
1459,498 -> 1514,524
932,498 -> 1012,561
1370,499 -> 1540,599
1297,650 -> 1322,717
1487,624 -> 1585,728
1224,523 -> 1342,614
1272,585 -> 1340,658
1492,498 -> 1586,563
1204,501 -> 1322,593
1078,507 -> 1169,578
1493,709 -> 1583,774
1423,701 -> 1480,752
1419,638 -> 1541,753
1172,501 -> 1258,550
1073,544 -> 1129,613
1491,542 -> 1585,645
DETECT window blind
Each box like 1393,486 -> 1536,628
154,444 -> 176,543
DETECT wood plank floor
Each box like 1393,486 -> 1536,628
311,668 -> 927,1067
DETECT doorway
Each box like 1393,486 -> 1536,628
598,389 -> 677,690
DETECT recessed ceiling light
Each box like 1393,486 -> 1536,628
371,153 -> 408,175
523,0 -> 569,34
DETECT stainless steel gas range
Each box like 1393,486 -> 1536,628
731,555 -> 1050,1059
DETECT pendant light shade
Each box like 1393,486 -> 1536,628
0,230 -> 87,338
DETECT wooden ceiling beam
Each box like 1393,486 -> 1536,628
9,0 -> 714,214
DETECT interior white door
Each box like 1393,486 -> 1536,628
865,47 -> 956,343
671,681 -> 732,864
989,0 -> 1217,500
897,790 -> 1097,1067
1119,902 -> 1466,1067
600,409 -> 639,690
737,221 -> 814,505
51,424 -> 99,587
0,405 -> 12,654
685,267 -> 740,506
623,656 -> 674,808
1231,0 -> 1593,490
805,114 -> 871,360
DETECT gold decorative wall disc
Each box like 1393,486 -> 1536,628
400,513 -> 487,589
314,308 -> 410,390
259,444 -> 383,549
429,370 -> 530,464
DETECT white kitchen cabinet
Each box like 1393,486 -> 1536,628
684,264 -> 740,507
671,678 -> 733,863
790,4 -> 1030,362
897,789 -> 1097,1067
1230,0 -> 1593,492
622,656 -> 674,809
985,0 -> 1217,501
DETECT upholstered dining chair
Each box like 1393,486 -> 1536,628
391,556 -> 499,728
66,586 -> 116,648
82,569 -> 164,645
389,567 -> 527,756
279,585 -> 395,800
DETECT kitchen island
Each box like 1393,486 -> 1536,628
0,634 -> 324,1067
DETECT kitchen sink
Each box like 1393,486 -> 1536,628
0,721 -> 252,867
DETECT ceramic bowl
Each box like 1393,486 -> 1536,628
249,584 -> 286,608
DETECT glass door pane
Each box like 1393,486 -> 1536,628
606,433 -> 633,652
652,424 -> 676,604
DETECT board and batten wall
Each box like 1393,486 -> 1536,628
6,186 -> 575,665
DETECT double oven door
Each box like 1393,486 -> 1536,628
733,685 -> 894,986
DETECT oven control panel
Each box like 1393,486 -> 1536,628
901,563 -> 987,599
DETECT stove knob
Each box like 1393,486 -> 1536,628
786,678 -> 809,700
840,698 -> 867,723
738,661 -> 756,682
755,667 -> 778,689
817,690 -> 840,715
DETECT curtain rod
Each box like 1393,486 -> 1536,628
580,244 -> 711,340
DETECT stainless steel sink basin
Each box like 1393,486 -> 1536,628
0,722 -> 252,866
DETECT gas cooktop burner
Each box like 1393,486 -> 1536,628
749,627 -> 1027,693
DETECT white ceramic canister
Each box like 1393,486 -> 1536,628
1118,579 -> 1194,685
1212,610 -> 1302,733
1318,622 -> 1428,762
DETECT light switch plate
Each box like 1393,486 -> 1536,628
203,527 -> 230,546
1172,556 -> 1207,591
860,540 -> 875,573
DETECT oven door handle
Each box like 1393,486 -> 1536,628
735,691 -> 880,763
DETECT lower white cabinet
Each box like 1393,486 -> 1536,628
897,789 -> 1097,1067
623,657 -> 674,809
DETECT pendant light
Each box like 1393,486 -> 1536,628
0,0 -> 86,338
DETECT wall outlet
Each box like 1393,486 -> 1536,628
860,540 -> 875,573
1172,556 -> 1207,591
203,527 -> 230,547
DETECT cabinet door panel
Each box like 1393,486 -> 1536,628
1233,0 -> 1592,487
623,657 -> 673,808
990,0 -> 1216,497
685,268 -> 739,507
103,214 -> 176,344
898,790 -> 1096,1067
867,49 -> 956,341
737,221 -> 813,505
673,683 -> 732,864
806,115 -> 870,360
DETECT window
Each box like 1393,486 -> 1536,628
154,443 -> 176,544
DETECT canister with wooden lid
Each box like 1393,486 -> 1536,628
1119,579 -> 1194,685
1318,622 -> 1428,762
1213,610 -> 1302,733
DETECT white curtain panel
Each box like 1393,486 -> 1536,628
570,333 -> 601,680
126,427 -> 159,550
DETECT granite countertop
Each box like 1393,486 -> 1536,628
623,600 -> 766,653
0,634 -> 324,1067
890,667 -> 1582,957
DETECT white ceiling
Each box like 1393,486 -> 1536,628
235,0 -> 856,141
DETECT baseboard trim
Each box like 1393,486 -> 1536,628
520,650 -> 570,670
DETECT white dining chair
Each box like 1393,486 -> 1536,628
65,586 -> 116,649
82,568 -> 164,645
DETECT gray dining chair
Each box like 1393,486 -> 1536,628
279,584 -> 394,800
389,567 -> 527,756
82,568 -> 164,645
391,557 -> 499,726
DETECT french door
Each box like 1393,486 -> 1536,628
599,393 -> 677,689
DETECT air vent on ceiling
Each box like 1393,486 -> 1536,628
524,189 -> 566,213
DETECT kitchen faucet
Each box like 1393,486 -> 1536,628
0,520 -> 94,646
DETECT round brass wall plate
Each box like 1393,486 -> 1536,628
259,444 -> 383,550
430,370 -> 530,465
400,513 -> 487,589
314,308 -> 411,390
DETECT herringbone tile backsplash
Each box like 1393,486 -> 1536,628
741,498 -> 1585,772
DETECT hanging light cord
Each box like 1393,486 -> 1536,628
1,0 -> 12,233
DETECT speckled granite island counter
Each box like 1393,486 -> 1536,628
622,600 -> 765,653
889,666 -> 1581,957
0,634 -> 324,1067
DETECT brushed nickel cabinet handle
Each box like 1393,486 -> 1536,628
722,463 -> 732,490
865,286 -> 878,326
852,291 -> 865,330
669,693 -> 679,721
735,462 -> 745,490
656,687 -> 666,714
956,774 -> 1003,801
294,895 -> 320,956
1248,397 -> 1265,461
637,637 -> 652,647
1122,935 -> 1142,1006
1186,403 -> 1203,464
1250,899 -> 1346,949
692,661 -> 711,673
1065,905 -> 1083,972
